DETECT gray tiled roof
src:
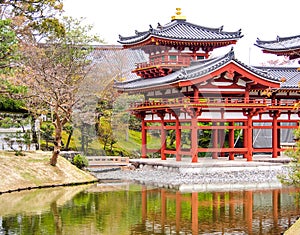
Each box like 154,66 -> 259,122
254,67 -> 300,89
118,20 -> 243,45
114,48 -> 286,92
255,35 -> 300,52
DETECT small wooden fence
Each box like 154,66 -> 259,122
87,156 -> 130,168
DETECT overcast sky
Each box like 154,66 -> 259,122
63,0 -> 299,66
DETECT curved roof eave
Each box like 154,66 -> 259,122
256,34 -> 300,44
255,35 -> 300,52
256,46 -> 300,53
181,50 -> 281,85
115,50 -> 283,92
118,20 -> 243,46
230,60 -> 281,85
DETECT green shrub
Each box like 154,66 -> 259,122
72,154 -> 88,169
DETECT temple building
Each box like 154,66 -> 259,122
114,8 -> 300,162
255,35 -> 300,60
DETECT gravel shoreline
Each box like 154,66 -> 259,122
93,164 -> 290,190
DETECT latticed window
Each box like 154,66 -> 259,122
169,55 -> 177,60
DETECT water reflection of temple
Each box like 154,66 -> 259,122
137,187 -> 300,234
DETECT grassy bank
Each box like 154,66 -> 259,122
0,151 -> 98,193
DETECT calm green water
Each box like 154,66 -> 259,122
0,182 -> 299,235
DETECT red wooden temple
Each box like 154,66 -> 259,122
115,8 -> 300,162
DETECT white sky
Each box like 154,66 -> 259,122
63,0 -> 299,66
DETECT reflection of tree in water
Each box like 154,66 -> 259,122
51,201 -> 62,235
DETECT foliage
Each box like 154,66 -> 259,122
62,123 -> 73,150
3,130 -> 31,155
0,0 -> 64,113
72,154 -> 88,169
0,0 -> 65,40
97,115 -> 117,153
0,113 -> 29,128
40,122 -> 54,150
0,18 -> 28,113
0,18 -> 27,111
0,19 -> 18,74
0,1 -> 64,147
0,113 -> 31,155
294,101 -> 300,110
278,126 -> 300,187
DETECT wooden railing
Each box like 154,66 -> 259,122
129,97 -> 298,109
135,58 -> 191,69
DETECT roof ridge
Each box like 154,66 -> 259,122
180,48 -> 235,79
157,20 -> 242,35
256,34 -> 300,44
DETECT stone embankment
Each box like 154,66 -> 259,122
94,157 -> 291,192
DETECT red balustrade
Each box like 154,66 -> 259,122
129,97 -> 298,109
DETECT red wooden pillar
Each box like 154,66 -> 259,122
245,86 -> 250,102
158,112 -> 166,160
161,123 -> 166,160
186,107 -> 201,163
191,86 -> 199,162
229,122 -> 235,160
271,111 -> 280,158
192,50 -> 198,61
219,122 -> 225,157
191,116 -> 198,162
243,121 -> 247,159
141,117 -> 147,158
246,115 -> 253,161
277,122 -> 281,157
212,122 -> 218,159
193,85 -> 199,102
175,117 -> 181,161
204,50 -> 209,59
272,114 -> 278,158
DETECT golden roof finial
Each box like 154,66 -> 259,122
171,8 -> 186,21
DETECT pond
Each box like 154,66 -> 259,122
0,182 -> 299,235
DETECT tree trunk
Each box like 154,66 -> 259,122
50,123 -> 63,166
80,127 -> 85,152
65,129 -> 73,150
31,116 -> 38,148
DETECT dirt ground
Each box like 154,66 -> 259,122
0,151 -> 97,193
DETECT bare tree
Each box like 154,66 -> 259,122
16,17 -> 101,166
